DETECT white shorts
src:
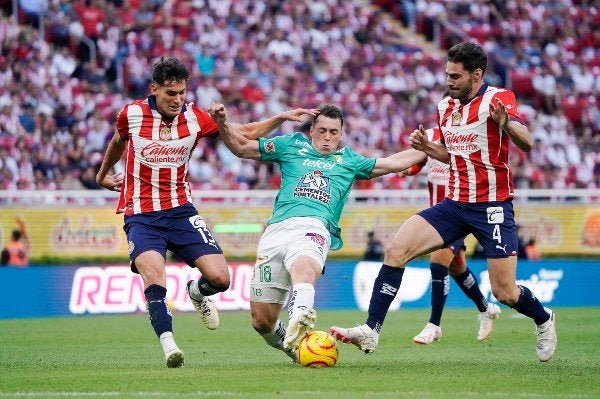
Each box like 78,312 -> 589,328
250,217 -> 331,304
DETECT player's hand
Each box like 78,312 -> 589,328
97,172 -> 123,192
279,108 -> 319,123
409,124 -> 429,151
208,103 -> 227,125
489,98 -> 509,130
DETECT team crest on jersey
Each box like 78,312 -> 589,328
159,126 -> 171,140
294,170 -> 331,203
265,141 -> 275,154
451,112 -> 462,126
333,155 -> 343,164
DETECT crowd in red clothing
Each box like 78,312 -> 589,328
0,0 -> 598,192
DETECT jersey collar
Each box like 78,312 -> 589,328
460,83 -> 488,105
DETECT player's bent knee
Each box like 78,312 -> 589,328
383,244 -> 413,265
210,275 -> 230,292
491,288 -> 518,306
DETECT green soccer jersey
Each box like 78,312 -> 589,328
258,132 -> 376,250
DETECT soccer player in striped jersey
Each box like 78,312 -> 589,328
209,102 -> 427,362
331,42 -> 557,362
96,57 -> 317,367
401,127 -> 501,345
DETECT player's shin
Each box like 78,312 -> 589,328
366,264 -> 405,333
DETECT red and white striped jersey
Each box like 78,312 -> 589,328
437,85 -> 525,203
424,127 -> 450,207
115,96 -> 218,215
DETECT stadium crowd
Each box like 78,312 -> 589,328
0,0 -> 598,192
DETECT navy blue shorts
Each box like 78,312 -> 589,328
447,237 -> 466,256
418,198 -> 517,258
124,203 -> 223,273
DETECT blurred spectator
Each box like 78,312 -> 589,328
18,0 -> 47,29
363,231 -> 384,261
0,0 -> 596,193
1,228 -> 29,267
525,238 -> 541,261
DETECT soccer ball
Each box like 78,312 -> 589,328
297,330 -> 339,367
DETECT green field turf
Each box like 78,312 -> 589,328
1,307 -> 599,399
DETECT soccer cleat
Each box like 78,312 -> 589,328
164,347 -> 185,368
413,322 -> 442,345
283,308 -> 316,351
283,347 -> 299,364
330,324 -> 378,353
186,281 -> 219,330
477,303 -> 502,341
536,308 -> 557,362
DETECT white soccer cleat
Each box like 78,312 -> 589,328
283,308 -> 316,351
164,347 -> 185,368
187,281 -> 219,330
477,303 -> 502,341
536,308 -> 557,362
413,322 -> 442,345
330,324 -> 379,353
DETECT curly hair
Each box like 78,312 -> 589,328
151,57 -> 190,86
447,42 -> 487,74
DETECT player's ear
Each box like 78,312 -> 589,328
473,68 -> 483,82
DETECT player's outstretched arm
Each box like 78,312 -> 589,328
209,103 -> 262,160
237,108 -> 318,140
410,124 -> 450,164
96,130 -> 125,192
370,148 -> 428,178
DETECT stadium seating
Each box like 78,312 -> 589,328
0,0 -> 597,191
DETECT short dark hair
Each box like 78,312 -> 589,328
152,57 -> 190,86
315,104 -> 344,128
447,42 -> 487,74
11,230 -> 21,241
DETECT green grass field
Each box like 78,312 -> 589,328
1,307 -> 599,399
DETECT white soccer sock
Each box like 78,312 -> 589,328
288,283 -> 315,320
260,320 -> 286,350
159,331 -> 178,352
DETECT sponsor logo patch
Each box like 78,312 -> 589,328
486,207 -> 504,224
306,232 -> 325,246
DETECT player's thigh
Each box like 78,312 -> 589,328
250,301 -> 284,332
385,214 -> 445,265
134,250 -> 167,288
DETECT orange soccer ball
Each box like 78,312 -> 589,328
297,330 -> 339,367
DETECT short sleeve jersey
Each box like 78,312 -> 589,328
115,95 -> 218,215
258,132 -> 376,250
437,84 -> 526,203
